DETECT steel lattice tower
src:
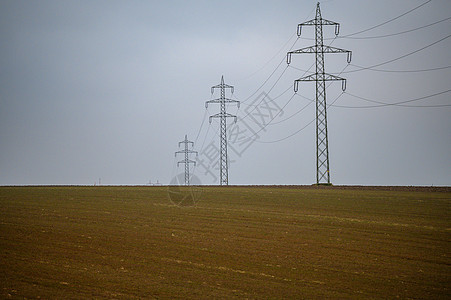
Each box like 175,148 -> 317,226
206,76 -> 240,185
287,2 -> 352,185
175,135 -> 198,185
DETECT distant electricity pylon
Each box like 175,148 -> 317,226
206,76 -> 240,185
175,135 -> 198,185
287,2 -> 352,185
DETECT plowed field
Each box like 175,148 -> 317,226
0,186 -> 450,299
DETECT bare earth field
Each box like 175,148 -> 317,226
0,186 -> 450,299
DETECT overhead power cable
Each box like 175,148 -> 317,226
238,5 -> 318,104
254,45 -> 350,143
191,121 -> 212,177
343,0 -> 432,38
255,92 -> 345,144
237,32 -> 297,82
333,89 -> 451,108
238,34 -> 340,122
268,99 -> 313,126
290,34 -> 451,75
194,109 -> 208,145
342,16 -> 451,40
348,64 -> 451,73
241,37 -> 299,104
237,64 -> 290,121
290,62 -> 451,75
338,34 -> 451,74
253,88 -> 451,146
266,63 -> 348,127
304,0 -> 434,42
236,85 -> 292,108
242,92 -> 298,141
241,57 -> 349,142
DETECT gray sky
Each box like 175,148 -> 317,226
1,0 -> 450,186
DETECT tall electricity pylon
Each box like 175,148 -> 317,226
175,135 -> 198,185
206,76 -> 240,185
287,2 -> 352,185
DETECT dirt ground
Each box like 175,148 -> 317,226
0,186 -> 450,299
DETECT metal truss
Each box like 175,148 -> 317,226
287,3 -> 352,185
175,135 -> 198,185
206,76 -> 240,185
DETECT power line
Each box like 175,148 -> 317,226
246,92 -> 297,137
210,90 -> 300,148
235,85 -> 291,108
237,33 -> 297,82
339,34 -> 451,74
241,38 -> 299,104
191,121 -> 212,178
255,92 -> 345,144
215,91 -> 299,146
304,0 -> 434,41
236,36 -> 339,122
194,109 -> 208,145
341,16 -> 451,40
258,119 -> 315,144
266,68 -> 350,127
236,64 -> 289,121
342,0 -> 432,38
237,33 -> 340,123
347,64 -> 451,74
293,34 -> 451,75
290,61 -> 451,75
237,5 -> 319,104
268,98 -> 313,126
332,89 -> 451,108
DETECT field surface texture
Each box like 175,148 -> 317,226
0,186 -> 450,299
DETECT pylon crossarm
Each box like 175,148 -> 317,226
206,98 -> 239,104
290,46 -> 316,54
296,74 -> 317,82
287,46 -> 316,64
322,74 -> 347,91
322,45 -> 350,54
210,112 -> 237,119
206,98 -> 240,109
297,20 -> 339,36
322,47 -> 352,63
295,72 -> 346,83
323,73 -> 345,81
298,19 -> 316,28
288,47 -> 351,65
206,99 -> 223,105
212,84 -> 234,91
178,159 -> 196,165
225,98 -> 240,105
321,18 -> 340,27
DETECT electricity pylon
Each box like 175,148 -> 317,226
287,2 -> 352,185
206,76 -> 240,185
175,135 -> 198,185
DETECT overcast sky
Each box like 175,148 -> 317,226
1,0 -> 450,186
